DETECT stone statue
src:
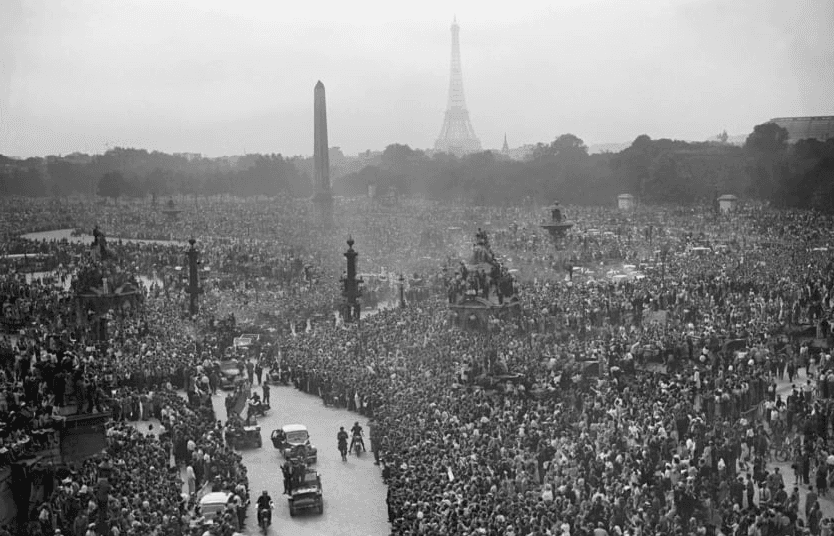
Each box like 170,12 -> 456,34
91,226 -> 108,260
551,205 -> 563,223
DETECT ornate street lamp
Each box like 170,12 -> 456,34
341,237 -> 363,323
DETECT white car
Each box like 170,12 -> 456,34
199,491 -> 232,522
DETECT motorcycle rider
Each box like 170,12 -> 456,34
349,421 -> 366,453
337,426 -> 349,461
256,490 -> 273,526
250,391 -> 263,412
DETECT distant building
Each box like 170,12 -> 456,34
328,147 -> 345,165
508,144 -> 536,161
356,150 -> 382,165
173,152 -> 202,161
588,142 -> 632,155
617,194 -> 635,211
718,194 -> 738,214
768,116 -> 834,143
492,141 -> 534,161
64,152 -> 93,165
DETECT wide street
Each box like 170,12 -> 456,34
212,381 -> 390,536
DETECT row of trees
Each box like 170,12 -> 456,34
335,137 -> 616,204
1,123 -> 832,209
338,134 -> 745,205
0,149 -> 311,200
337,125 -> 832,208
89,151 -> 312,201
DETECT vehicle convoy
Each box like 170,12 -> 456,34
288,468 -> 323,517
271,424 -> 318,463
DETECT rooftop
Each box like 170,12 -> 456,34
769,116 -> 834,143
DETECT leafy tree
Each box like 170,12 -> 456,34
97,171 -> 124,203
645,152 -> 693,203
775,139 -> 834,210
744,122 -> 789,200
745,123 -> 789,154
611,135 -> 653,198
532,134 -> 588,162
144,167 -> 170,199
0,161 -> 49,197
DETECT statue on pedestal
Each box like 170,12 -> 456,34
91,226 -> 108,260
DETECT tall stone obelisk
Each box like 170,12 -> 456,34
312,80 -> 333,228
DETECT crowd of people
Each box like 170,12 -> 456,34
0,249 -> 254,534
0,195 -> 833,536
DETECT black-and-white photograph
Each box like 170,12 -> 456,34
1,1 -> 834,535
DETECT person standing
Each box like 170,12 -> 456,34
809,502 -> 822,535
255,361 -> 263,385
746,475 -> 756,509
262,382 -> 270,406
281,462 -> 291,495
245,361 -> 255,384
368,419 -> 379,465
186,465 -> 196,495
816,465 -> 828,497
806,486 -> 818,521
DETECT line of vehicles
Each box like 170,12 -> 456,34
198,334 -> 328,532
198,421 -> 324,532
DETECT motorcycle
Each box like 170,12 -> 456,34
258,503 -> 273,533
353,437 -> 362,457
248,400 -> 270,418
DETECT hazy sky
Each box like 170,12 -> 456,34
1,0 -> 832,157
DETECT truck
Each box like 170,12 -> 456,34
288,468 -> 323,516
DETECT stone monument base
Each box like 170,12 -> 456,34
449,295 -> 521,331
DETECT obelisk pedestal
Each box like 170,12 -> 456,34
312,80 -> 333,228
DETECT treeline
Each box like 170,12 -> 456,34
335,134 -> 747,205
0,149 -> 311,200
1,122 -> 832,209
336,124 -> 833,208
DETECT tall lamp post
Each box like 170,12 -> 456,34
342,237 -> 362,323
398,274 -> 406,308
186,237 -> 200,316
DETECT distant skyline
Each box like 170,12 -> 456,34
1,0 -> 832,157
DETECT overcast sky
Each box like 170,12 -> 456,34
1,0 -> 832,158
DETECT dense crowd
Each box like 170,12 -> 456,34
0,256 -> 254,535
1,196 -> 833,536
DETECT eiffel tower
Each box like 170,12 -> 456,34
434,17 -> 481,156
